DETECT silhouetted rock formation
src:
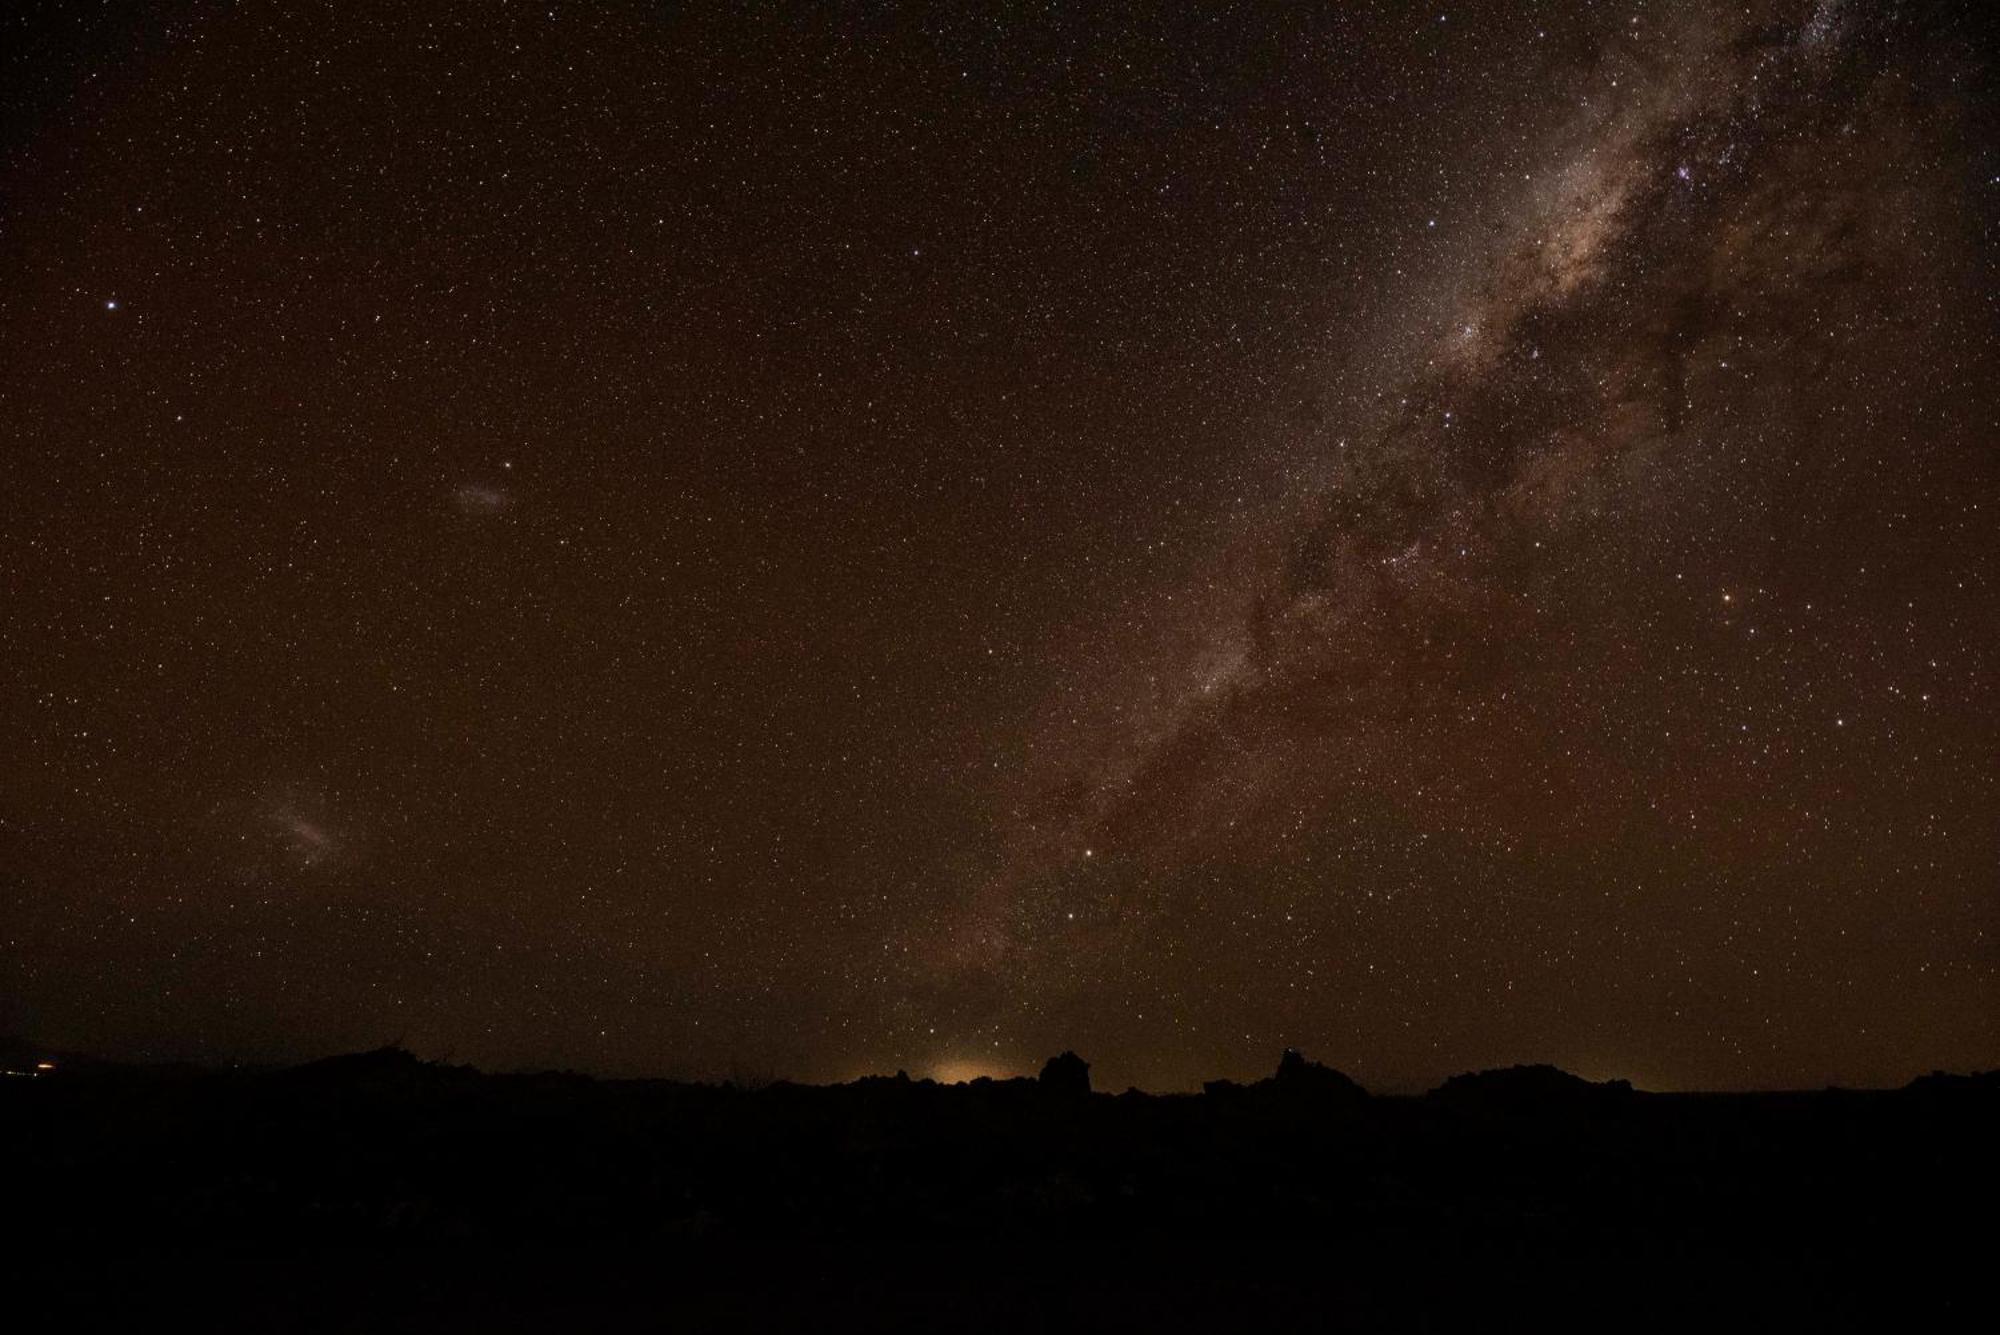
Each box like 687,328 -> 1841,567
1428,1063 -> 1633,1108
289,1044 -> 425,1078
1038,1050 -> 1090,1096
1905,1069 -> 2000,1094
1271,1048 -> 1367,1101
1201,1052 -> 1367,1106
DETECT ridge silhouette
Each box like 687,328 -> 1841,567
5,1041 -> 1992,1328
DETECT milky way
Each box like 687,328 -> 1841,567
928,1 -> 1998,1088
1,1 -> 1992,1090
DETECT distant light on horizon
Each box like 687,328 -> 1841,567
927,1059 -> 1020,1085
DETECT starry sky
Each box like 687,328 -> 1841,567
2,0 -> 1994,1092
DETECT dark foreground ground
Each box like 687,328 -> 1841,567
4,1046 -> 1993,1331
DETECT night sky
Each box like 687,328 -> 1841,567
3,1 -> 1994,1092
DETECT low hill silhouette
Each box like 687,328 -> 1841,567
1427,1062 -> 1635,1107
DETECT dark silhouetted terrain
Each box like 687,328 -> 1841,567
4,1044 -> 1993,1330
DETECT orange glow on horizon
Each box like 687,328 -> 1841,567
927,1059 -> 1018,1085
